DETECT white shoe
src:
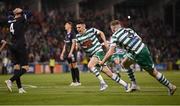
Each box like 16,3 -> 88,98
5,80 -> 12,92
125,83 -> 132,92
69,82 -> 76,86
19,88 -> 27,94
131,84 -> 140,91
75,82 -> 81,86
168,84 -> 177,96
100,83 -> 108,91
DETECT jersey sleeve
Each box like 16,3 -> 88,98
74,34 -> 79,43
92,28 -> 101,35
110,35 -> 117,47
71,31 -> 76,42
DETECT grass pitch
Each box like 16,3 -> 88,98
0,71 -> 179,105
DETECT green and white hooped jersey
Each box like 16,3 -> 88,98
110,28 -> 145,54
76,28 -> 103,57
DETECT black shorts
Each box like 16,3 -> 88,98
64,52 -> 77,64
10,45 -> 28,66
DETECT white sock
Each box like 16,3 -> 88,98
90,67 -> 105,84
97,75 -> 106,84
156,71 -> 162,79
112,73 -> 127,87
156,71 -> 170,88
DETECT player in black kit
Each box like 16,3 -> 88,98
4,8 -> 31,93
60,22 -> 81,86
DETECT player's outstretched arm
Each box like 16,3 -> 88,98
99,46 -> 115,65
68,40 -> 76,58
98,31 -> 109,49
60,44 -> 66,60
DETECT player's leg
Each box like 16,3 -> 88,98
5,64 -> 20,92
88,56 -> 107,91
150,68 -> 176,95
5,49 -> 18,92
68,59 -> 81,86
15,65 -> 28,93
101,65 -> 131,92
71,53 -> 81,86
121,57 -> 140,91
17,48 -> 28,93
136,46 -> 176,95
68,63 -> 76,86
67,55 -> 77,86
71,62 -> 81,86
113,57 -> 121,77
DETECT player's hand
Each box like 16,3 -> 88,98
68,53 -> 72,58
99,61 -> 104,66
60,54 -> 64,60
1,40 -> 7,44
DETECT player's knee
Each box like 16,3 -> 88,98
87,64 -> 91,69
14,64 -> 20,70
102,66 -> 112,77
147,68 -> 157,77
22,65 -> 29,71
88,63 -> 94,69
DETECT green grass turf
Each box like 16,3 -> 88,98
0,71 -> 179,105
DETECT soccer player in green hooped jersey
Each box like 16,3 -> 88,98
75,20 -> 131,92
99,20 -> 177,95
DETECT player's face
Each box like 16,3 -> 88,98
110,25 -> 121,34
110,25 -> 116,33
64,23 -> 71,30
13,8 -> 23,19
76,24 -> 85,34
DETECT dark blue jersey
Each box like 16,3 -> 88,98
9,16 -> 27,48
64,30 -> 76,52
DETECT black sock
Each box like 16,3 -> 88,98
10,69 -> 19,82
74,68 -> 80,83
117,73 -> 121,78
10,69 -> 26,83
16,68 -> 26,88
16,77 -> 22,88
127,68 -> 136,83
71,68 -> 76,82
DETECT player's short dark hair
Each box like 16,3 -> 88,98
76,19 -> 85,25
110,20 -> 120,26
66,21 -> 73,26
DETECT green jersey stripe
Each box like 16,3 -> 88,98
135,43 -> 144,54
87,40 -> 100,52
114,28 -> 124,35
132,40 -> 141,51
118,32 -> 128,42
134,42 -> 142,52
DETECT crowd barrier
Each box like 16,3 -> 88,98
28,63 -> 63,74
0,62 -> 178,74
